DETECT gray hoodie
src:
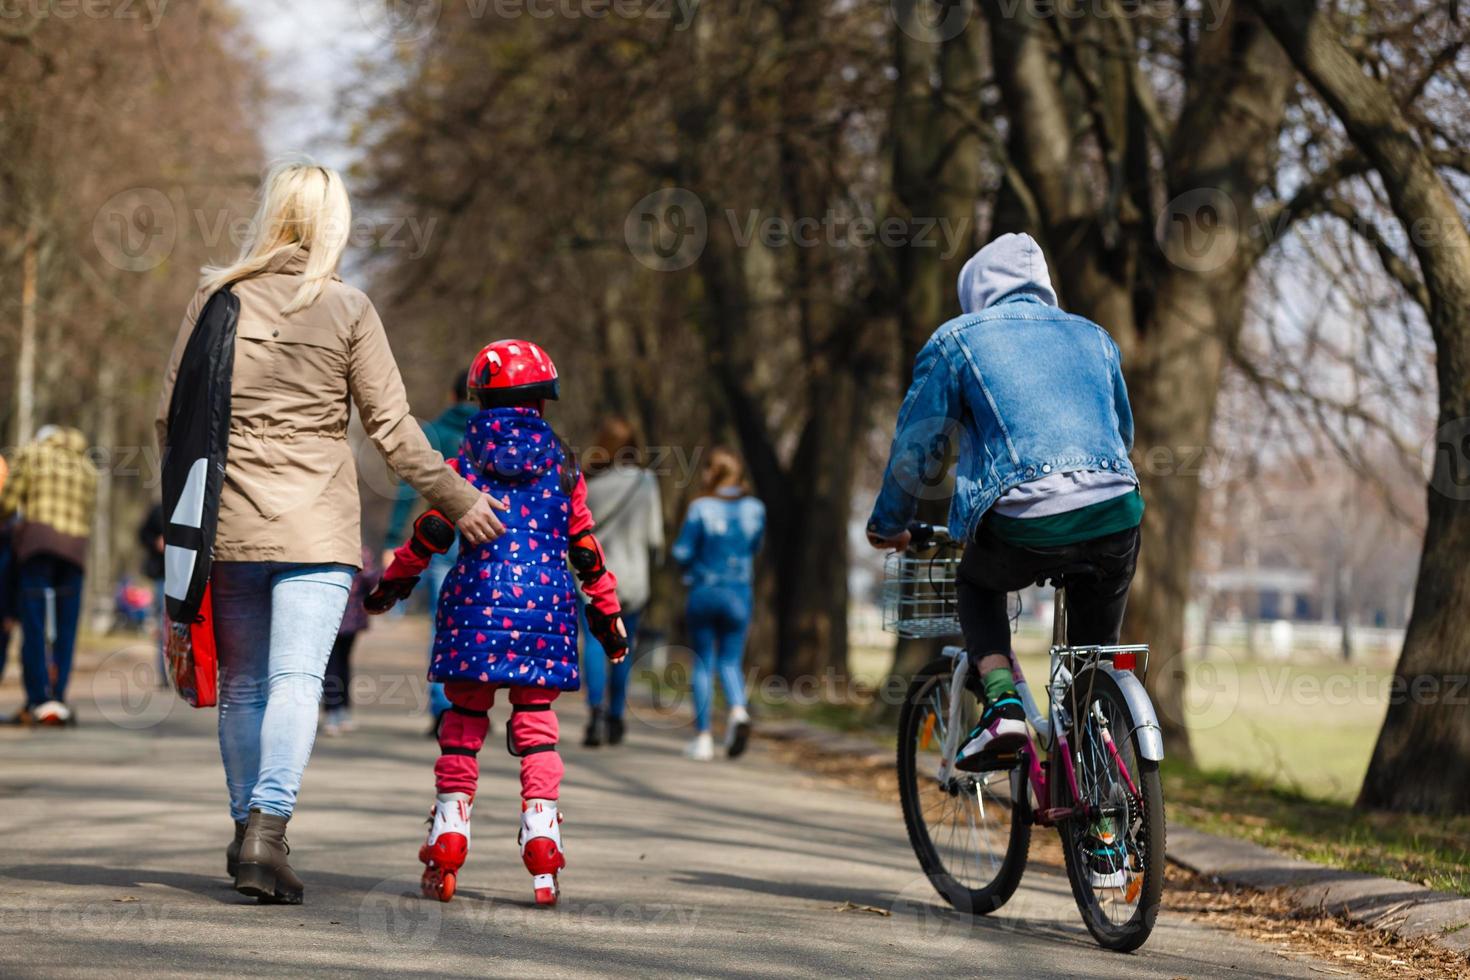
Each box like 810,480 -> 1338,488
957,232 -> 1059,314
580,465 -> 663,613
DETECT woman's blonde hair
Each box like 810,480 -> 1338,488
201,162 -> 352,314
699,446 -> 748,498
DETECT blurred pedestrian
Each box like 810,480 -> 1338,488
137,501 -> 167,682
321,546 -> 381,737
671,447 -> 765,761
579,416 -> 663,748
113,579 -> 152,632
0,425 -> 100,726
381,369 -> 477,733
156,162 -> 504,906
0,454 -> 14,688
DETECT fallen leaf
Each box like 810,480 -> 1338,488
832,901 -> 891,917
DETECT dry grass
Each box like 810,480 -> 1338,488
1166,866 -> 1469,980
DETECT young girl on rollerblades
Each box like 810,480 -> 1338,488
367,339 -> 628,905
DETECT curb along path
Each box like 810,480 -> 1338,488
756,718 -> 1470,962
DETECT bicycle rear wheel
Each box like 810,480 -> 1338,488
1055,666 -> 1165,951
897,656 -> 1030,915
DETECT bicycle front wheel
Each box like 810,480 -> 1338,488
1055,666 -> 1166,951
897,656 -> 1030,915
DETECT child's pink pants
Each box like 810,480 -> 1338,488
435,681 -> 563,801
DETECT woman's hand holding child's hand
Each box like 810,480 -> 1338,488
364,577 -> 416,614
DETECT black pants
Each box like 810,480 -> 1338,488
323,632 -> 358,711
956,524 -> 1141,662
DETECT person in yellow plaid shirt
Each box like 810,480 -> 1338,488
0,426 -> 98,726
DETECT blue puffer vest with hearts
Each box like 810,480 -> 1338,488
429,407 -> 581,690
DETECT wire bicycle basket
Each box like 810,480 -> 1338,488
882,549 -> 963,638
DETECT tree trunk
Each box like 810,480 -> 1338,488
89,357 -> 117,628
774,368 -> 865,679
14,219 -> 38,446
1122,283 -> 1230,760
984,1 -> 1292,764
877,0 -> 985,703
1248,0 -> 1470,814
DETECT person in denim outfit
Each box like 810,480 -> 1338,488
672,448 -> 765,761
867,233 -> 1143,771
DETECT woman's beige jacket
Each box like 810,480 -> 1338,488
155,250 -> 478,568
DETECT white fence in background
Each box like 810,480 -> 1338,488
849,599 -> 1405,665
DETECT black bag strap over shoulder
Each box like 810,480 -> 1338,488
162,288 -> 238,623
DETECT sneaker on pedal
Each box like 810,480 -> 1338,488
954,694 -> 1027,771
520,799 -> 565,906
419,793 -> 472,902
1083,815 -> 1128,890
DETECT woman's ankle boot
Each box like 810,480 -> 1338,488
226,820 -> 247,877
235,809 -> 305,905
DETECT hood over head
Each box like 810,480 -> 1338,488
957,232 -> 1058,314
460,407 -> 564,486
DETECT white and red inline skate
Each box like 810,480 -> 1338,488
519,798 -> 565,906
420,793 -> 472,902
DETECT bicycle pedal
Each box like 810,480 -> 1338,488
970,752 -> 1022,771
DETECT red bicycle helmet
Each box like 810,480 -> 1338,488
467,339 -> 560,406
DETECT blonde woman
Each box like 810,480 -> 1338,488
156,163 -> 505,905
670,447 -> 765,761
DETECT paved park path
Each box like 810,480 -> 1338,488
0,619 -> 1334,979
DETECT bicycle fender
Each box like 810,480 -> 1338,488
1101,664 -> 1165,762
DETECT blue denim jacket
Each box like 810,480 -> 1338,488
868,295 -> 1136,541
672,491 -> 766,590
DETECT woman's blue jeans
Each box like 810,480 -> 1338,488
687,585 -> 751,733
581,603 -> 641,719
212,562 -> 352,822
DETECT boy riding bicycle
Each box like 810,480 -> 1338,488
867,232 -> 1144,771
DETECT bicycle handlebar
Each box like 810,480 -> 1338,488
906,522 -> 953,549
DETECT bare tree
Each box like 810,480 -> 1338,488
0,1 -> 264,609
1249,0 -> 1470,814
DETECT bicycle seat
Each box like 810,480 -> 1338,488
1034,560 -> 1105,589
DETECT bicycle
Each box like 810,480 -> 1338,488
884,522 -> 1166,952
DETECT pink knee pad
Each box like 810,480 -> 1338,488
436,684 -> 494,797
508,696 -> 562,801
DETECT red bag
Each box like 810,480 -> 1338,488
165,582 -> 218,708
